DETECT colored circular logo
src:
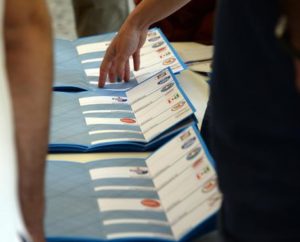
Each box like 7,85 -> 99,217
148,36 -> 161,42
192,157 -> 204,169
147,31 -> 157,37
157,76 -> 170,85
152,41 -> 164,48
186,147 -> 202,160
141,199 -> 161,208
202,178 -> 217,193
163,57 -> 176,66
171,101 -> 186,111
181,137 -> 197,149
161,82 -> 175,93
156,71 -> 167,79
156,46 -> 167,53
120,118 -> 136,124
180,131 -> 191,141
196,166 -> 211,180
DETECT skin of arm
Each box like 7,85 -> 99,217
280,0 -> 300,91
4,0 -> 53,241
99,0 -> 191,87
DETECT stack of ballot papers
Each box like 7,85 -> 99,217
46,125 -> 221,241
50,29 -> 200,152
50,68 -> 196,152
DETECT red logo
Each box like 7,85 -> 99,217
141,199 -> 161,208
120,118 -> 136,124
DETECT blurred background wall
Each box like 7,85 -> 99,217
46,0 -> 134,40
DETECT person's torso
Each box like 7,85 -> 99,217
211,1 -> 300,241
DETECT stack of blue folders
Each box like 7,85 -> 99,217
47,29 -> 220,242
50,28 -> 199,152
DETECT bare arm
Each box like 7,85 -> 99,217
280,0 -> 300,91
99,0 -> 191,87
4,0 -> 53,241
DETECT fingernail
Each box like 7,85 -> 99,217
117,76 -> 122,82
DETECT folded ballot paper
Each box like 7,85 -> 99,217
46,125 -> 221,242
54,28 -> 186,92
49,68 -> 197,152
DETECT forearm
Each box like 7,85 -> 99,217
99,0 -> 190,86
5,1 -> 53,240
128,0 -> 191,30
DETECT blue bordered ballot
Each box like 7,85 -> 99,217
49,68 -> 196,152
46,125 -> 221,242
79,28 -> 186,84
53,28 -> 186,91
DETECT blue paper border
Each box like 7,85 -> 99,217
47,236 -> 175,242
168,67 -> 196,113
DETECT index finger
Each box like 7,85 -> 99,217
99,54 -> 112,88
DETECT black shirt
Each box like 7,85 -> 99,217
211,0 -> 300,241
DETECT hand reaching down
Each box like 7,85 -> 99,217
98,24 -> 148,87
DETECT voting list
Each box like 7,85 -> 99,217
46,125 -> 221,241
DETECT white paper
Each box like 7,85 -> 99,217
77,41 -> 111,55
103,218 -> 170,226
79,96 -> 128,106
85,68 -> 100,77
83,110 -> 132,115
89,129 -> 141,135
106,232 -> 174,240
171,191 -> 221,240
171,42 -> 213,62
145,126 -> 221,240
126,68 -> 194,142
103,218 -> 168,226
81,57 -> 103,64
98,198 -> 163,212
85,117 -> 137,126
90,166 -> 150,180
91,137 -> 145,145
94,186 -> 155,192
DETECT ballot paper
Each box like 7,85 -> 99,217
49,68 -> 196,152
46,125 -> 221,242
54,28 -> 186,92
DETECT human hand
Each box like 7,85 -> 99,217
98,23 -> 148,87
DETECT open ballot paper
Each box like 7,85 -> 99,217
46,125 -> 222,242
54,28 -> 186,91
49,68 -> 196,152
